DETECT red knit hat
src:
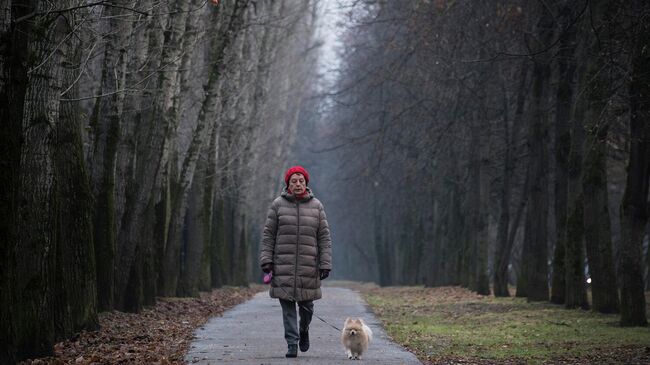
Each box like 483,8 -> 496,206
284,166 -> 309,186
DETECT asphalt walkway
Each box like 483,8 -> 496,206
185,287 -> 422,364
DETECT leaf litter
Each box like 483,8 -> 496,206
20,286 -> 262,365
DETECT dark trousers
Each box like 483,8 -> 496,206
279,299 -> 313,345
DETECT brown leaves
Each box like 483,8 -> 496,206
20,287 -> 261,365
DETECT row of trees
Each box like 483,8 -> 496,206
316,0 -> 649,327
0,0 -> 320,362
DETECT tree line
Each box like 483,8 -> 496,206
0,0 -> 320,362
315,0 -> 649,327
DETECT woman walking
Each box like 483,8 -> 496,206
259,166 -> 332,358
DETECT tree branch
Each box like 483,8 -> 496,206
13,1 -> 148,24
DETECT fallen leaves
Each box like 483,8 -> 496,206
20,286 -> 262,365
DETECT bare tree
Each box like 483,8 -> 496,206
618,0 -> 650,326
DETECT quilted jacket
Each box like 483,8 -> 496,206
259,187 -> 332,301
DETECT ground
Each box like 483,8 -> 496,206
352,283 -> 650,365
19,286 -> 262,365
18,282 -> 650,365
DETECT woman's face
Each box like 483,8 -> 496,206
288,173 -> 306,195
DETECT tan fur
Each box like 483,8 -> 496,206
341,317 -> 373,360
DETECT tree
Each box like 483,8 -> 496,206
550,1 -> 579,305
1,0 -> 320,360
522,0 -> 554,302
89,0 -> 138,312
581,0 -> 619,314
494,61 -> 529,297
618,0 -> 650,326
3,1 -> 98,361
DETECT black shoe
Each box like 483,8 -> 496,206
285,344 -> 298,358
299,330 -> 310,352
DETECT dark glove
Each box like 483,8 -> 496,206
262,263 -> 273,273
319,269 -> 330,280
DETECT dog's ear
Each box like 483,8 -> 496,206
344,317 -> 351,324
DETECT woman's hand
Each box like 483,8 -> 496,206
319,269 -> 330,280
262,263 -> 273,273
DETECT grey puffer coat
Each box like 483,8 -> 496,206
259,187 -> 332,301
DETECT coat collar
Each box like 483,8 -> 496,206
281,186 -> 314,202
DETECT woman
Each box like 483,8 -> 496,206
259,165 -> 332,358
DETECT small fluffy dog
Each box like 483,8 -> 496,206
341,317 -> 373,360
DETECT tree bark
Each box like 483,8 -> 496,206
211,197 -> 227,288
581,0 -> 619,314
54,2 -> 98,338
564,73 -> 589,310
12,1 -> 73,358
524,2 -> 554,302
177,165 -> 205,296
494,61 -> 529,297
113,0 -> 154,308
550,3 -> 578,305
161,0 -> 249,296
198,134 -> 217,291
0,0 -> 25,361
115,0 -> 190,306
476,112 -> 490,295
90,0 -> 137,311
618,0 -> 650,326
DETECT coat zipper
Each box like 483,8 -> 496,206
293,199 -> 300,300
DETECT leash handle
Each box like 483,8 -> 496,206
263,271 -> 273,284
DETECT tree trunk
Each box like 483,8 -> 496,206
517,202 -> 533,298
13,3 -> 64,357
0,0 -> 26,361
582,125 -> 619,313
161,0 -> 249,296
375,202 -> 392,286
89,0 -> 137,311
618,0 -> 650,326
550,3 -> 578,305
495,61 -> 529,297
211,197 -> 227,288
524,3 -> 553,302
646,224 -> 650,291
115,0 -> 190,306
54,4 -> 98,337
234,214 -> 250,286
476,113 -> 490,295
581,0 -> 619,314
177,143 -> 210,296
198,124 -> 220,291
113,0 -> 154,308
564,76 -> 589,310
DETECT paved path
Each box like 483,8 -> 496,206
185,287 -> 422,364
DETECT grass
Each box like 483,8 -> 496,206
359,286 -> 650,364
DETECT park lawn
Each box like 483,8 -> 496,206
361,286 -> 650,364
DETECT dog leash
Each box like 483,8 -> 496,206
272,276 -> 342,332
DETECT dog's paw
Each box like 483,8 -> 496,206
348,354 -> 354,360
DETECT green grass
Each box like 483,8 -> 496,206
361,286 -> 650,364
